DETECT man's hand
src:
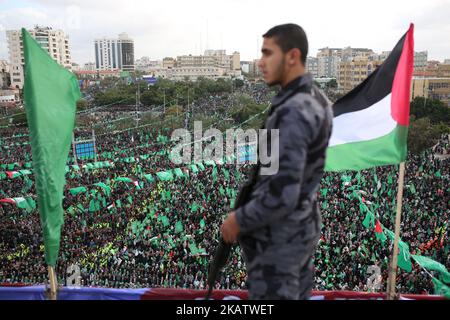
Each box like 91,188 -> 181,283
220,211 -> 240,244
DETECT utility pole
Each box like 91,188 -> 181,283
135,78 -> 140,128
163,88 -> 166,116
185,88 -> 189,130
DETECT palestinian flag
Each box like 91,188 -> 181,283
6,171 -> 21,179
0,197 -> 36,212
325,24 -> 414,171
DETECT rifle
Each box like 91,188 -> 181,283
205,164 -> 260,299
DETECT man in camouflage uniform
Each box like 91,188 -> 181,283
221,24 -> 333,299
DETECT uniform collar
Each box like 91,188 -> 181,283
271,73 -> 313,107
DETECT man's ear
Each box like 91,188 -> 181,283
288,48 -> 301,66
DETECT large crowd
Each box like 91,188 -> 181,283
0,83 -> 448,295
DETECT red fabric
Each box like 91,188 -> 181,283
6,171 -> 16,179
0,198 -> 15,204
391,23 -> 414,126
375,220 -> 382,233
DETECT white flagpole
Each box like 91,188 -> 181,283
387,161 -> 406,300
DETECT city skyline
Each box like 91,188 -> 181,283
1,0 -> 450,65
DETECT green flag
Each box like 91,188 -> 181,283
191,202 -> 200,212
362,210 -> 375,229
212,167 -> 218,182
22,28 -> 80,266
69,186 -> 87,196
158,215 -> 169,227
190,164 -> 199,174
14,197 -> 36,213
432,278 -> 450,299
93,182 -> 111,196
189,243 -> 199,255
397,240 -> 412,272
156,171 -> 174,181
412,255 -> 450,283
175,221 -> 183,233
222,168 -> 230,180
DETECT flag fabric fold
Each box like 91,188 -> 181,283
325,24 -> 414,171
22,28 -> 80,266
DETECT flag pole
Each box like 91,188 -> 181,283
386,161 -> 406,300
47,266 -> 58,300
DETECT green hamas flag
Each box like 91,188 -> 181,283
69,186 -> 87,196
175,221 -> 183,233
432,278 -> 450,299
412,255 -> 450,283
22,28 -> 80,266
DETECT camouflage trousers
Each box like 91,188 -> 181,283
239,213 -> 321,300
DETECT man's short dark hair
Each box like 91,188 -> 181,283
263,23 -> 308,65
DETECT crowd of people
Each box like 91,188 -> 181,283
0,82 -> 448,295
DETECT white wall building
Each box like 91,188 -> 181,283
414,51 -> 428,69
6,26 -> 72,89
0,60 -> 10,88
157,50 -> 241,81
306,57 -> 319,78
94,33 -> 134,72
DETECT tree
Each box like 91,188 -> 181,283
410,97 -> 450,125
76,98 -> 88,112
407,117 -> 443,155
233,79 -> 244,89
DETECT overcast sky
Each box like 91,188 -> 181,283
1,0 -> 449,65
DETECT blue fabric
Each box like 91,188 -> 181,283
0,286 -> 148,300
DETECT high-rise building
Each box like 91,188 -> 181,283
0,60 -> 10,89
163,57 -> 176,69
317,47 -> 342,78
411,77 -> 450,107
341,47 -> 374,62
338,56 -> 382,93
83,62 -> 96,71
135,57 -> 162,72
159,50 -> 241,81
176,50 -> 240,72
6,26 -> 72,89
94,32 -> 134,72
414,51 -> 428,69
248,59 -> 262,78
306,57 -> 318,78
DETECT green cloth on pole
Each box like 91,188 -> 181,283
398,240 -> 412,272
156,170 -> 174,181
173,168 -> 185,179
191,202 -> 201,212
190,164 -> 199,174
159,215 -> 170,227
19,169 -> 32,176
362,210 -> 375,229
222,168 -> 230,180
432,278 -> 450,298
22,28 -> 80,266
143,174 -> 154,183
175,221 -> 183,233
14,197 -> 36,213
412,255 -> 450,283
93,182 -> 111,196
69,186 -> 87,196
